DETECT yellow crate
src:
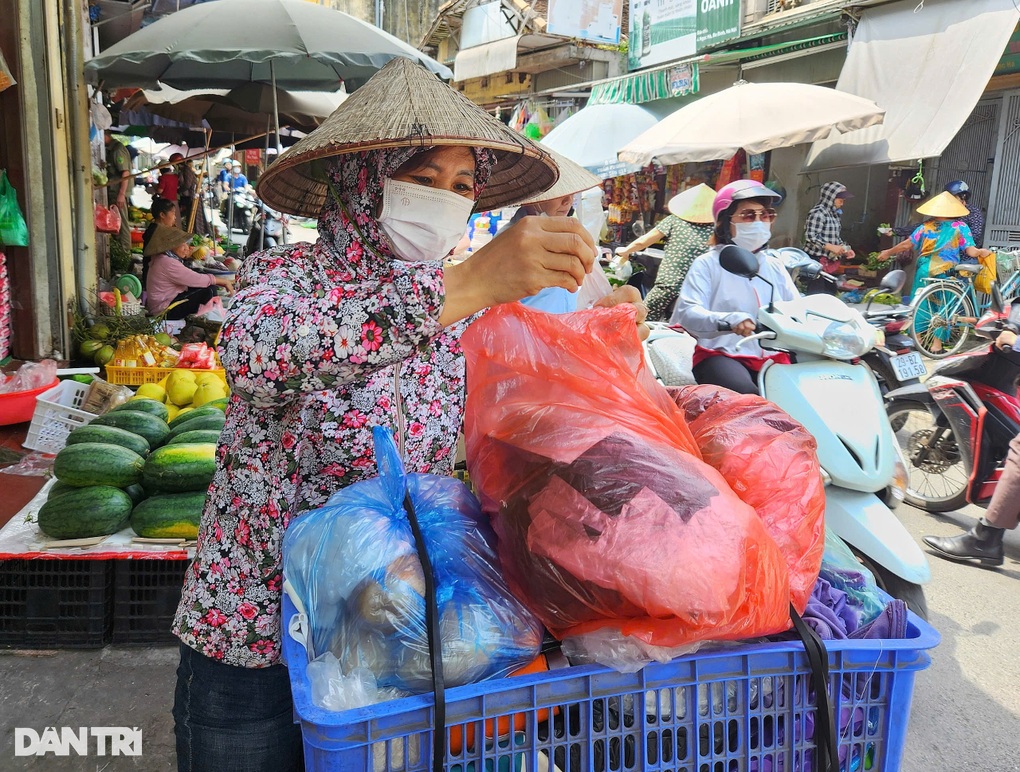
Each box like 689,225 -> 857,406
104,366 -> 228,388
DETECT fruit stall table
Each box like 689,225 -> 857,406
0,480 -> 192,648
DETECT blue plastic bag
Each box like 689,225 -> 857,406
283,427 -> 543,695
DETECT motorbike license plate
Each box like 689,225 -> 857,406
890,351 -> 927,381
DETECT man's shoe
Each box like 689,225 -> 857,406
923,519 -> 1005,567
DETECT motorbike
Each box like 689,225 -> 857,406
245,202 -> 287,255
220,188 -> 255,234
847,272 -> 926,395
717,245 -> 930,617
884,292 -> 1020,513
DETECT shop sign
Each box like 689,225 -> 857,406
244,149 -> 261,166
627,0 -> 697,71
669,63 -> 696,96
696,0 -> 740,51
994,24 -> 1020,76
590,160 -> 644,179
547,0 -> 623,45
627,0 -> 738,71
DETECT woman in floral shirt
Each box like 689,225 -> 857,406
171,59 -> 596,772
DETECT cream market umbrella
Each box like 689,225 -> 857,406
541,103 -> 658,179
618,80 -> 886,165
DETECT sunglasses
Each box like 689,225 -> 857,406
733,208 -> 778,223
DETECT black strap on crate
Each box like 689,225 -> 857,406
402,490 -> 447,772
789,603 -> 840,772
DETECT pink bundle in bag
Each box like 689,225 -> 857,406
461,303 -> 810,650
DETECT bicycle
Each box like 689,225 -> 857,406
908,249 -> 1020,358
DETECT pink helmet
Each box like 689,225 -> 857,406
712,180 -> 784,222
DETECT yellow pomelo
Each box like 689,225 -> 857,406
135,383 -> 166,402
191,382 -> 227,408
168,379 -> 198,407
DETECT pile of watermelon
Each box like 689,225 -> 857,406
38,397 -> 228,541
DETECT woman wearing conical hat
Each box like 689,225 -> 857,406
170,58 -> 597,770
612,184 -> 716,321
880,191 -> 993,298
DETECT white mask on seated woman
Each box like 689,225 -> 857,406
378,178 -> 474,262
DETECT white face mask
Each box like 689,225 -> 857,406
732,221 -> 772,252
377,178 -> 474,262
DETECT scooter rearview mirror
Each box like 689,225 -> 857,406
719,245 -> 759,278
991,284 -> 1005,314
719,244 -> 776,313
880,269 -> 906,294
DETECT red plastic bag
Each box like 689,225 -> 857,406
669,384 -> 826,611
461,303 -> 797,649
94,204 -> 122,234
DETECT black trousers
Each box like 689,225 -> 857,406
692,355 -> 760,395
166,286 -> 216,320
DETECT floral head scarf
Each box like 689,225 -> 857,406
317,147 -> 495,276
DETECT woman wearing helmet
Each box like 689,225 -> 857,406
945,180 -> 984,248
673,180 -> 798,395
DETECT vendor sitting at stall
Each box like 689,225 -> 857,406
142,197 -> 178,251
143,224 -> 233,320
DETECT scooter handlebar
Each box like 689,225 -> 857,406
735,331 -> 778,348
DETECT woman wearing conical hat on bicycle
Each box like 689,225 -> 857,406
879,191 -> 993,353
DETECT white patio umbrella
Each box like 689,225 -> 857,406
618,80 -> 886,165
541,103 -> 659,179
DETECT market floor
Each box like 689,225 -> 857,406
0,645 -> 178,770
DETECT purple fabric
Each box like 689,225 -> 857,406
802,575 -> 907,641
850,598 -> 908,640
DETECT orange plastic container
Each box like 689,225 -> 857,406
447,654 -> 560,755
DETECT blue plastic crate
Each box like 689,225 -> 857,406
282,594 -> 938,772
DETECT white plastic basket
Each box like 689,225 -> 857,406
23,381 -> 98,454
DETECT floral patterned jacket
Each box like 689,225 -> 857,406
173,147 -> 491,666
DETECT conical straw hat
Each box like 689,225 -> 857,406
667,184 -> 716,223
257,58 -> 558,215
143,225 -> 192,256
511,147 -> 602,206
916,191 -> 969,219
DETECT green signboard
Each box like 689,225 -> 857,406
697,0 -> 740,51
994,24 -> 1020,76
627,0 -> 739,71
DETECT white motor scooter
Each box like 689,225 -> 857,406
711,245 -> 931,616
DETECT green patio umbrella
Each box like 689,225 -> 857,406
85,0 -> 452,154
84,0 -> 451,92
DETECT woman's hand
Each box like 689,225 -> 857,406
216,277 -> 235,295
996,330 -> 1017,350
441,216 -> 595,325
613,247 -> 631,264
592,285 -> 650,340
733,319 -> 757,337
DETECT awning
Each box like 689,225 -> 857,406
584,32 -> 844,106
453,36 -> 519,82
587,63 -> 699,105
805,0 -> 1020,171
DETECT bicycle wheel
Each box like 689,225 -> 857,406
909,281 -> 974,358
